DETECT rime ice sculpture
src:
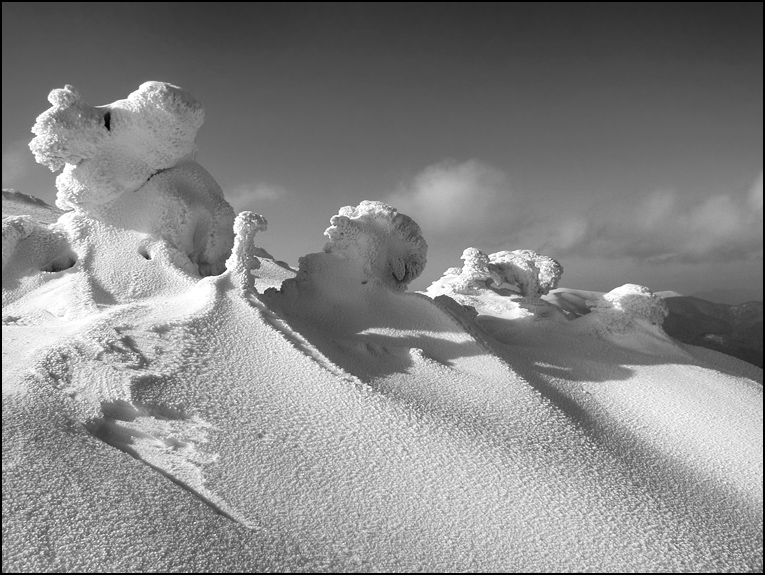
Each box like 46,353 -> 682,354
226,211 -> 268,289
322,200 -> 428,291
487,250 -> 563,297
433,247 -> 563,298
29,82 -> 235,276
585,284 -> 669,331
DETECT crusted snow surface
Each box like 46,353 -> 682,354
4,87 -> 764,570
4,196 -> 763,572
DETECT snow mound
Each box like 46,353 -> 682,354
4,80 -> 763,573
423,247 -> 567,329
2,216 -> 39,269
586,283 -> 669,332
427,247 -> 563,299
27,82 -> 234,277
450,247 -> 500,292
487,249 -> 563,297
323,200 -> 427,291
2,214 -> 77,310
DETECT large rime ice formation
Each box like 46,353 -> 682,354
450,247 -> 500,292
30,83 -> 202,209
487,249 -> 563,297
584,283 -> 669,333
323,201 -> 428,291
272,200 -> 427,308
28,82 -> 234,277
424,247 -> 567,327
225,211 -> 268,289
4,80 -> 764,572
428,247 -> 563,298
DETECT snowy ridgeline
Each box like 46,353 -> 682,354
2,82 -> 762,573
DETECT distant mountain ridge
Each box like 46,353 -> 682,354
661,296 -> 763,368
689,288 -> 763,306
546,288 -> 763,368
2,188 -> 64,224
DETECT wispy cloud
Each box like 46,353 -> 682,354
386,159 -> 512,238
537,173 -> 763,263
385,159 -> 762,277
226,182 -> 289,213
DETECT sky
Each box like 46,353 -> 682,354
2,2 -> 762,297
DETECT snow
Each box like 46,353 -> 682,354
322,200 -> 428,291
583,283 -> 669,334
3,82 -> 763,572
488,249 -> 564,297
28,82 -> 234,277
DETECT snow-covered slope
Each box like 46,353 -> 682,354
545,287 -> 764,368
3,82 -> 762,572
2,188 -> 64,224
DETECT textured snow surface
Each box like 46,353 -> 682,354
3,85 -> 763,572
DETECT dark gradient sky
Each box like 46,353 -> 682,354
3,2 -> 762,296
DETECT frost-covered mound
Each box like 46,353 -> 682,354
424,247 -> 568,330
3,86 -> 763,571
582,283 -> 669,333
26,82 -> 234,279
322,200 -> 427,291
488,249 -> 563,297
545,287 -> 764,368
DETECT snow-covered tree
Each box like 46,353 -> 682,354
226,211 -> 268,289
586,284 -> 668,330
488,250 -> 563,297
28,82 -> 234,276
323,200 -> 428,291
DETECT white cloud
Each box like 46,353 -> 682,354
386,159 -> 511,238
539,173 -> 764,264
226,182 -> 289,212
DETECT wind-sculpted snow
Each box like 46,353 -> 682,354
488,249 -> 563,297
450,247 -> 500,292
323,200 -> 427,291
585,283 -> 669,333
424,247 -> 568,326
2,216 -> 39,269
30,82 -> 203,208
428,247 -> 563,300
28,82 -> 234,277
226,211 -> 268,289
3,82 -> 764,572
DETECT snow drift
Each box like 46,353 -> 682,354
3,82 -> 762,573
